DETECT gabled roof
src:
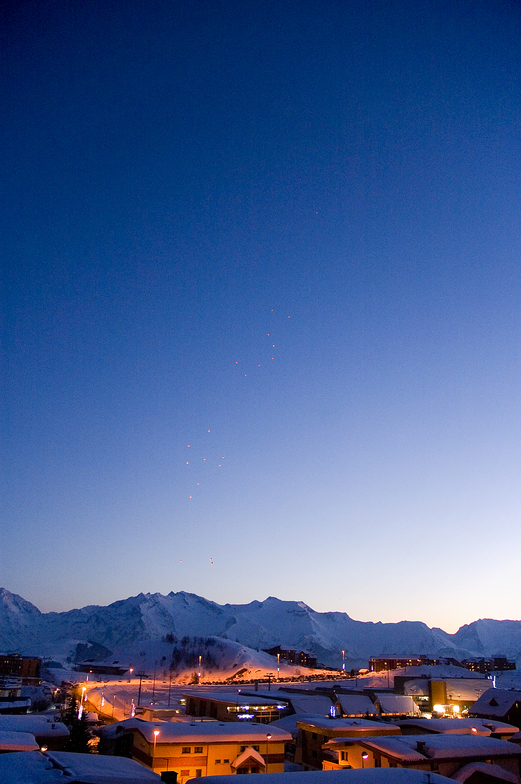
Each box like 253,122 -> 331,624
470,689 -> 521,718
336,695 -> 378,716
231,747 -> 266,769
325,734 -> 521,763
451,762 -> 518,784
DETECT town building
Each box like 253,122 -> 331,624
470,689 -> 521,728
0,749 -> 161,783
263,646 -> 318,669
184,692 -> 289,723
397,718 -> 519,740
462,659 -> 516,674
0,714 -> 70,750
98,717 -> 291,780
0,653 -> 41,684
368,657 -> 460,673
322,733 -> 521,782
296,716 -> 401,771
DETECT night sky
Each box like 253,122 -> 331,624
2,0 -> 521,632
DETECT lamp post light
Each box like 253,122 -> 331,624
266,733 -> 272,772
129,667 -> 134,683
342,650 -> 345,673
153,729 -> 160,765
198,655 -> 202,682
277,653 -> 280,680
361,752 -> 369,769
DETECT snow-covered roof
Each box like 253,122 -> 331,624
0,750 -> 161,783
470,689 -> 521,718
185,691 -> 285,706
337,695 -> 378,716
100,718 -> 292,744
0,714 -> 70,738
285,695 -> 334,715
397,718 -> 519,737
187,768 -> 455,784
451,762 -> 518,784
326,733 -> 521,762
375,695 -> 417,714
0,730 -> 39,751
297,717 -> 398,734
231,746 -> 266,769
269,713 -> 326,738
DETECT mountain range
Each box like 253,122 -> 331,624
1,587 -> 521,668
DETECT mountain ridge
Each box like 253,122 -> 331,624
1,587 -> 520,668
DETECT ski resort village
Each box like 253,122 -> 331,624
1,589 -> 521,784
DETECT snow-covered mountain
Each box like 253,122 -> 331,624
1,587 -> 520,667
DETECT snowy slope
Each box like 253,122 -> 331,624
1,587 -> 520,667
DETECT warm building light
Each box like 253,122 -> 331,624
452,705 -> 460,713
433,704 -> 444,714
40,746 -> 48,753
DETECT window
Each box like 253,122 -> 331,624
216,760 -> 221,765
253,746 -> 259,752
341,752 -> 348,761
181,771 -> 189,777
312,733 -> 317,740
375,760 -> 381,768
195,770 -> 202,777
224,759 -> 229,764
182,747 -> 191,754
194,746 -> 203,754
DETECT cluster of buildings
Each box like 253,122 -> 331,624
1,649 -> 521,784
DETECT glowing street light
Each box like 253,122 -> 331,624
153,729 -> 160,759
266,733 -> 272,772
342,650 -> 345,673
129,667 -> 134,683
361,752 -> 369,769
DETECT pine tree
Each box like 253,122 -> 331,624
62,692 -> 92,753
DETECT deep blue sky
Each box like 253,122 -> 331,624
2,0 -> 521,632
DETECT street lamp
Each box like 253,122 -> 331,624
266,733 -> 272,772
153,729 -> 160,762
342,650 -> 345,673
129,667 -> 134,683
361,752 -> 369,769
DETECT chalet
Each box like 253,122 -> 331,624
0,749 -> 161,782
322,733 -> 521,782
296,716 -> 400,771
397,718 -> 519,741
470,689 -> 521,728
98,718 -> 291,780
0,714 -> 70,750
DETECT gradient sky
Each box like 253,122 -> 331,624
2,0 -> 521,633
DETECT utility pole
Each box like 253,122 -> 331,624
136,671 -> 147,707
